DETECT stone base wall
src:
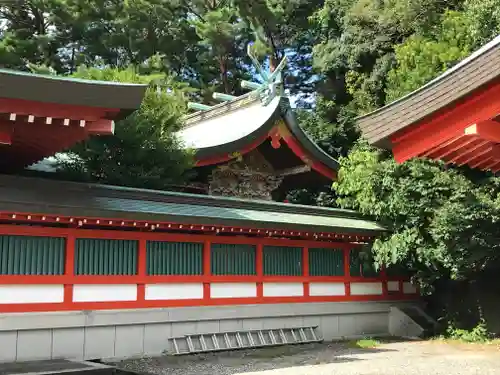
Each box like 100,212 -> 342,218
0,301 -> 419,362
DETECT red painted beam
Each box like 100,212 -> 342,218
282,134 -> 337,180
482,158 -> 500,171
195,132 -> 269,167
456,145 -> 493,167
447,140 -> 489,164
464,120 -> 500,143
422,136 -> 480,162
492,162 -> 500,173
421,136 -> 462,158
0,122 -> 12,145
470,156 -> 494,170
439,138 -> 481,162
391,81 -> 500,163
86,119 -> 115,135
195,124 -> 337,180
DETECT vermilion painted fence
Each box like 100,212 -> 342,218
0,225 -> 417,313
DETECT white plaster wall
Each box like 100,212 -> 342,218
350,282 -> 383,296
0,285 -> 64,304
387,281 -> 400,292
403,282 -> 418,294
145,283 -> 203,300
309,282 -> 345,296
210,283 -> 257,298
73,284 -> 137,302
263,282 -> 303,297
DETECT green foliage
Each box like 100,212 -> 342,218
464,0 -> 500,47
298,98 -> 359,159
444,320 -> 491,342
57,67 -> 194,190
385,11 -> 473,102
348,337 -> 380,348
333,143 -> 500,289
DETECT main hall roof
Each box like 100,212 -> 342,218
176,93 -> 339,177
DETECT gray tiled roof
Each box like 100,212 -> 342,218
0,175 -> 384,235
0,68 -> 147,117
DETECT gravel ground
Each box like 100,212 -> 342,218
116,340 -> 500,375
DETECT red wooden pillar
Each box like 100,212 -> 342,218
64,234 -> 75,306
137,239 -> 147,302
344,247 -> 351,297
203,240 -> 211,301
303,247 -> 309,297
256,243 -> 263,299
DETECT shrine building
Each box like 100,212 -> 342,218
357,35 -> 500,171
0,61 -> 419,362
175,48 -> 339,200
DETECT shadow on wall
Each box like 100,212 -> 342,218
425,270 -> 500,335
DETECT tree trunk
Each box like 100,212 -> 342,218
219,55 -> 229,93
269,56 -> 277,73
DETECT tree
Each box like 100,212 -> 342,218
0,0 -> 64,70
57,66 -> 195,190
332,142 -> 500,290
187,1 -> 250,96
464,0 -> 500,47
385,10 -> 474,102
234,0 -> 325,101
310,0 -> 458,114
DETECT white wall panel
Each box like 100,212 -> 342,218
210,283 -> 257,298
350,282 -> 383,296
403,282 -> 418,294
387,281 -> 400,292
309,282 -> 345,296
263,282 -> 303,297
73,284 -> 137,302
145,283 -> 203,300
0,285 -> 64,304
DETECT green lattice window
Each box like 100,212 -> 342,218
211,243 -> 256,275
0,235 -> 65,275
263,245 -> 302,276
75,238 -> 138,275
147,241 -> 202,275
309,248 -> 344,276
349,249 -> 379,277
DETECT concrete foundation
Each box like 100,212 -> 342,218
0,301 -> 418,362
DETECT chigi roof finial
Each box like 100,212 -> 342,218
187,43 -> 287,112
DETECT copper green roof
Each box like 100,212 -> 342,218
0,69 -> 147,119
0,174 -> 384,235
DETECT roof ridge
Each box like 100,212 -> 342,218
181,92 -> 261,128
0,68 -> 147,87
